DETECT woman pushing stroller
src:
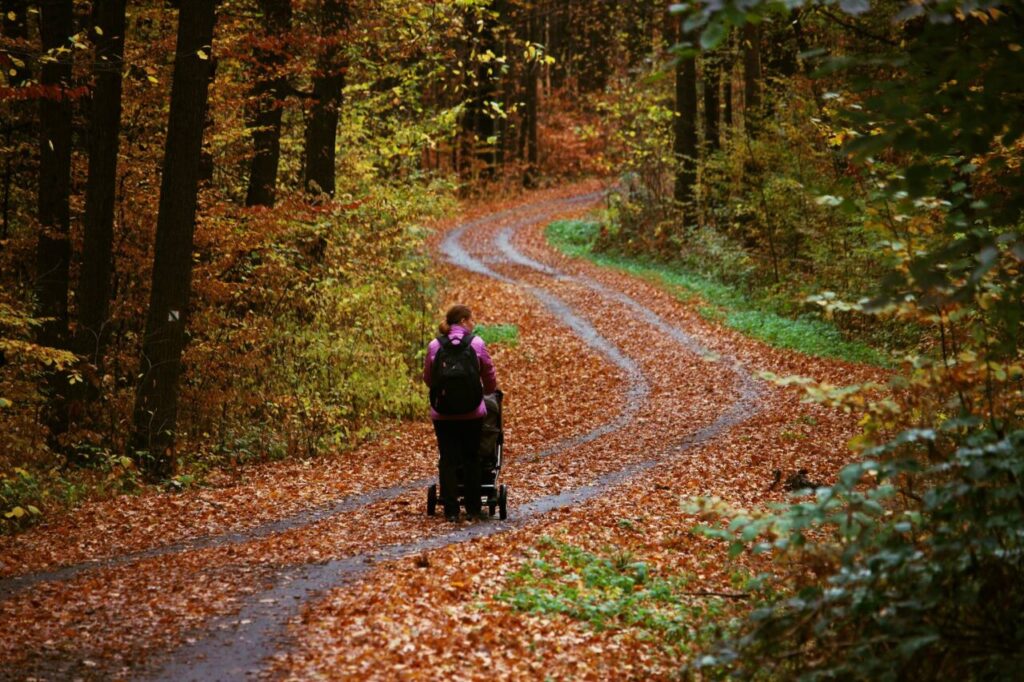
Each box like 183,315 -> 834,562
423,305 -> 498,521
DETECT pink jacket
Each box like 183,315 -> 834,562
422,324 -> 498,421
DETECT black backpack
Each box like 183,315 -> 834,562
429,334 -> 483,414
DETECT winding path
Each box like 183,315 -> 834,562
1,188 -> 766,681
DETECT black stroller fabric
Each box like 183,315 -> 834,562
478,392 -> 501,470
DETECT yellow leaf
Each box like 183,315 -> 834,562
196,49 -> 208,60
94,25 -> 103,35
4,506 -> 25,519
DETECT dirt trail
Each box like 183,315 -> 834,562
143,186 -> 759,680
0,186 -> 873,680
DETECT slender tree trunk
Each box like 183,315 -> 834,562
2,0 -> 31,241
723,35 -> 734,136
245,0 -> 292,207
35,0 -> 74,447
522,7 -> 539,188
549,0 -> 569,91
742,22 -> 762,133
703,55 -> 720,153
131,0 -> 217,478
78,0 -> 127,364
303,0 -> 348,197
456,7 -> 475,182
472,3 -> 499,179
497,27 -> 512,171
673,24 -> 698,208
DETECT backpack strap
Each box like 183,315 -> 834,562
437,333 -> 474,349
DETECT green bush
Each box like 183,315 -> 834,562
689,425 -> 1024,680
1,467 -> 43,531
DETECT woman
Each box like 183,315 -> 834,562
422,304 -> 498,520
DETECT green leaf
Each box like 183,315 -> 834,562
700,22 -> 726,50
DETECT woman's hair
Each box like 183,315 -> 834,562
439,304 -> 472,335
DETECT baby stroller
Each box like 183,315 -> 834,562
427,390 -> 508,520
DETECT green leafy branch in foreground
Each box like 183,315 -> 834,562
498,536 -> 731,656
686,424 -> 1024,680
545,219 -> 890,366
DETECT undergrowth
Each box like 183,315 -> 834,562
498,536 -> 729,656
474,323 -> 520,346
546,219 -> 890,366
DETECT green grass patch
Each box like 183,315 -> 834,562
474,323 -> 520,346
545,219 -> 891,367
497,537 -> 726,654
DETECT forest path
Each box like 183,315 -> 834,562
0,184 -> 872,680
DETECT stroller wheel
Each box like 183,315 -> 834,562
427,484 -> 437,517
498,484 -> 508,520
488,498 -> 496,517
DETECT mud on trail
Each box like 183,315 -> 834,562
0,184 -> 883,680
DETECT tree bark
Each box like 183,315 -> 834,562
673,29 -> 698,207
1,0 -> 31,240
723,34 -> 734,135
703,55 -> 720,152
245,0 -> 291,207
468,3 -> 500,180
35,0 -> 74,446
131,0 -> 217,478
522,6 -> 539,188
742,22 -> 762,133
78,0 -> 127,363
303,0 -> 348,197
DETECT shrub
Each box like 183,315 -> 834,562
689,425 -> 1024,680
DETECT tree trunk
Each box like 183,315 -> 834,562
2,0 -> 29,238
742,22 -> 762,133
303,0 -> 348,197
522,7 -> 539,188
471,3 -> 499,179
1,1 -> 30,83
1,0 -> 31,241
35,0 -> 74,447
78,0 -> 127,364
723,35 -> 734,135
673,27 -> 698,207
131,0 -> 217,478
245,0 -> 292,207
703,55 -> 720,153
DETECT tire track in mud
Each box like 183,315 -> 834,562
140,190 -> 763,681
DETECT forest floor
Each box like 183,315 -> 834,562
0,182 -> 884,681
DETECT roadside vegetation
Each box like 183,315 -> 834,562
521,1 -> 1024,679
546,218 -> 890,366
